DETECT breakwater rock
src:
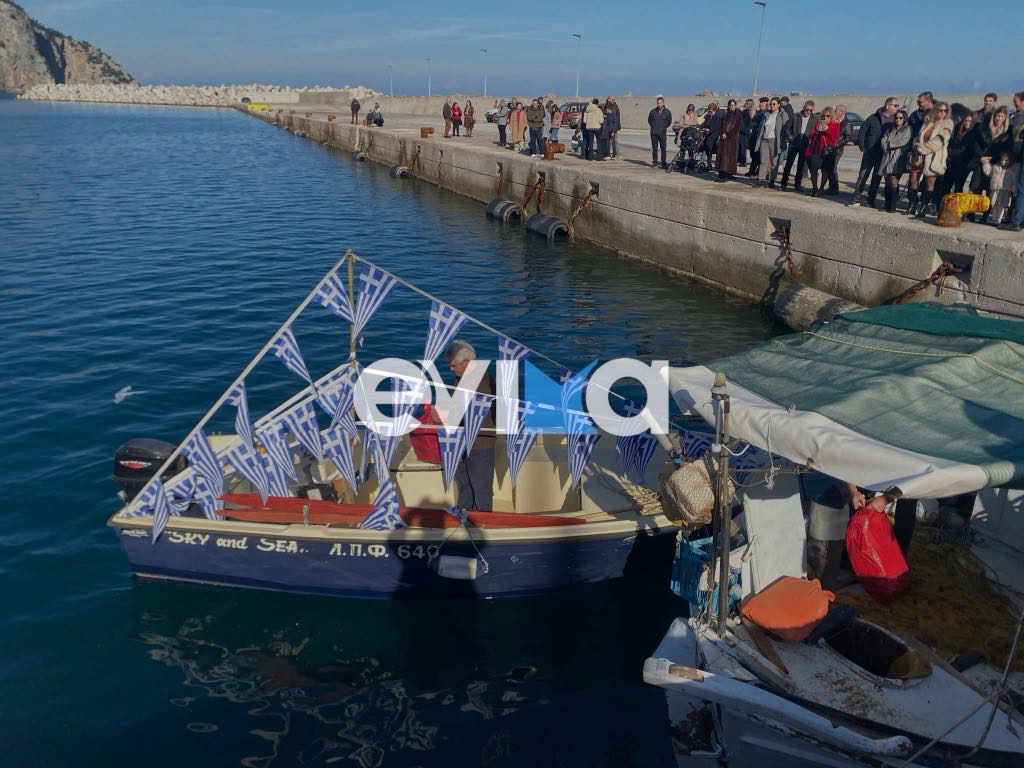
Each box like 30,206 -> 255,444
0,0 -> 134,92
17,82 -> 380,106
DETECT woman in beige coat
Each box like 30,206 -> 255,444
907,102 -> 954,218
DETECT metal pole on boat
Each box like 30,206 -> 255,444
711,372 -> 731,636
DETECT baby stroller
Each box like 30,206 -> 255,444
671,126 -> 709,174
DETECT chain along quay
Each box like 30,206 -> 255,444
243,97 -> 1024,325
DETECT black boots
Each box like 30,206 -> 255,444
884,185 -> 897,213
914,190 -> 931,219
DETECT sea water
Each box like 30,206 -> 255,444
0,94 -> 777,767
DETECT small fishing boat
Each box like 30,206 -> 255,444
107,251 -> 678,598
644,304 -> 1024,766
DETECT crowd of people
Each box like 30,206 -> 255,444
436,90 -> 1024,231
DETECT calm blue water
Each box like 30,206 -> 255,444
0,94 -> 776,767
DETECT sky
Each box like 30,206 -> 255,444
18,0 -> 1022,96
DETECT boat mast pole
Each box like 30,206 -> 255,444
121,253 -> 350,516
711,372 -> 731,636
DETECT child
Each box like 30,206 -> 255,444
570,128 -> 582,156
981,152 -> 1020,225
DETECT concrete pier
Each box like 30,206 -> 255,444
247,105 -> 1024,319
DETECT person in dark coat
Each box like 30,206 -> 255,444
715,99 -> 743,180
738,99 -> 754,166
701,101 -> 723,164
351,98 -> 361,125
849,97 -> 898,207
648,96 -> 673,170
746,97 -> 769,177
781,100 -> 817,191
940,112 -> 978,197
969,107 -> 1013,195
908,91 -> 934,138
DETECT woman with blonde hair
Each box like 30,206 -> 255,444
907,102 -> 954,218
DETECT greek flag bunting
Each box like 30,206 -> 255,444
359,427 -> 373,484
337,411 -> 359,438
463,391 -> 494,451
193,473 -> 224,520
312,272 -> 354,324
505,426 -> 538,489
628,433 -> 660,478
270,326 -> 313,385
221,440 -> 271,506
321,425 -> 357,492
256,422 -> 298,481
138,477 -> 175,543
321,366 -> 357,429
392,375 -> 426,436
262,450 -> 291,497
560,368 -> 589,431
681,429 -> 714,460
614,401 -> 642,470
182,428 -> 223,497
565,411 -> 600,489
438,426 -> 467,491
353,263 -> 398,342
358,441 -> 404,530
422,300 -> 468,364
227,382 -> 254,449
165,469 -> 196,514
496,335 -> 529,421
281,401 -> 323,461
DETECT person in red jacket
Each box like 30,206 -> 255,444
803,107 -> 841,197
451,102 -> 463,136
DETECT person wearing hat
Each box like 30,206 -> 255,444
746,97 -> 770,177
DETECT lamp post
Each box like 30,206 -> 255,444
752,1 -> 767,97
426,58 -> 432,97
572,33 -> 582,98
480,49 -> 487,98
387,64 -> 393,98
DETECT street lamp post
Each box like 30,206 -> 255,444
572,33 -> 582,98
480,49 -> 487,98
752,1 -> 767,97
387,64 -> 393,98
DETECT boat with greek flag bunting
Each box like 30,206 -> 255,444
107,250 -> 702,599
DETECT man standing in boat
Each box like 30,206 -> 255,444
445,341 -> 496,511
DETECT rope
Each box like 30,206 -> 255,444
426,517 -> 490,576
886,261 -> 964,305
802,330 -> 1024,387
566,191 -> 597,240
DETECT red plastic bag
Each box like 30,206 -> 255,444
845,504 -> 910,604
409,404 -> 441,464
741,576 -> 835,642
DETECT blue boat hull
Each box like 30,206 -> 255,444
112,519 -> 677,599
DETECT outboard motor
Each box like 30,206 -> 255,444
112,438 -> 184,502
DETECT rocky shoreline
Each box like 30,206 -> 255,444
17,82 -> 379,106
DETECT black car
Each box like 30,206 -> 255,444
845,112 -> 864,145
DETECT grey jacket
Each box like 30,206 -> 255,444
879,123 -> 913,176
756,110 -> 790,146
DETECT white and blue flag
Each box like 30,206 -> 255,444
353,263 -> 398,342
681,429 -> 714,460
628,433 -> 660,478
227,382 -> 254,449
312,272 -> 355,324
270,326 -> 313,385
358,442 -> 404,530
497,335 -> 530,427
262,450 -> 291,497
392,375 -> 426,436
193,473 -> 224,520
281,401 -> 323,461
321,425 -> 357,491
506,427 -> 538,489
221,440 -> 271,506
256,422 -> 298,481
165,469 -> 196,514
138,477 -> 175,543
614,400 -> 642,470
464,391 -> 494,451
566,411 -> 600,489
182,428 -> 224,497
438,426 -> 467,491
445,505 -> 468,525
423,300 -> 467,363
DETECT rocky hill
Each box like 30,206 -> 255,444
0,0 -> 134,93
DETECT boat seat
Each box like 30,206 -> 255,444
803,603 -> 857,645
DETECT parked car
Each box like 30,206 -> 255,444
485,107 -> 500,123
845,112 -> 864,145
559,101 -> 589,129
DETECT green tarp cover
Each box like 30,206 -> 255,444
711,303 -> 1024,488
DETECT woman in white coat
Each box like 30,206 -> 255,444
907,102 -> 954,218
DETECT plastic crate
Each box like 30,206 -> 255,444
671,534 -> 742,611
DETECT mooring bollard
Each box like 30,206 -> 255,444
420,127 -> 434,139
327,114 -> 336,122
936,193 -> 989,228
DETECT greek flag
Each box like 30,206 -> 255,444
560,368 -> 589,431
464,392 -> 494,450
262,450 -> 291,497
227,382 -> 254,449
614,400 -> 642,469
270,326 -> 313,384
312,272 -> 354,324
566,411 -> 599,489
438,426 -> 467,491
138,477 -> 174,543
358,442 -> 404,530
392,375 -> 426,436
256,422 -> 298,481
497,335 -> 529,418
337,411 -> 359,438
359,426 -> 375,484
629,433 -> 660,478
321,425 -> 357,491
221,441 -> 270,506
321,366 -> 357,429
423,300 -> 468,363
506,427 -> 538,489
193,473 -> 224,520
681,429 -> 714,460
165,469 -> 196,514
281,401 -> 323,461
182,428 -> 223,497
353,263 -> 398,342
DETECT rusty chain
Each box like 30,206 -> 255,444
519,176 -> 545,213
566,191 -> 597,241
496,164 -> 504,197
774,224 -> 797,282
887,261 -> 965,305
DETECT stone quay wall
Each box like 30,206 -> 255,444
258,107 -> 1024,318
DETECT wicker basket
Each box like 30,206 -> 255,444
659,454 -> 734,532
